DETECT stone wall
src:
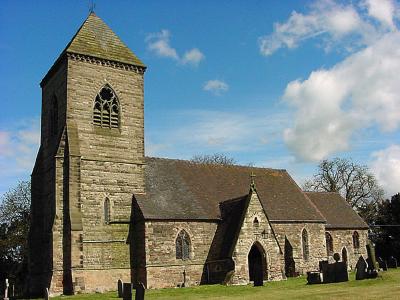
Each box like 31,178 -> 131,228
143,221 -> 218,289
231,192 -> 284,284
30,53 -> 146,296
28,58 -> 68,297
327,229 -> 369,270
272,222 -> 327,274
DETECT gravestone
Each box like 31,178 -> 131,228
306,271 -> 322,284
44,287 -> 49,300
122,283 -> 133,300
3,279 -> 9,300
377,257 -> 388,271
135,282 -> 145,300
355,256 -> 368,280
117,279 -> 123,298
366,243 -> 378,271
333,261 -> 348,282
388,256 -> 398,268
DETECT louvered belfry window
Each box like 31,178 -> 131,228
176,230 -> 190,260
93,85 -> 120,128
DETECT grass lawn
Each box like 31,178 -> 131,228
53,269 -> 400,300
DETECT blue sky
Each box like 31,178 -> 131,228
0,0 -> 399,198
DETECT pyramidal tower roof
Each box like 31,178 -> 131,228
65,12 -> 145,67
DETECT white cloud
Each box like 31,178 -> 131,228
146,30 -> 205,66
283,31 -> 400,161
203,80 -> 229,95
0,118 -> 40,175
363,0 -> 397,29
181,48 -> 205,66
258,0 -> 396,56
146,109 -> 289,157
146,30 -> 179,60
371,145 -> 400,197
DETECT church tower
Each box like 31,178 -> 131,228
28,13 -> 146,296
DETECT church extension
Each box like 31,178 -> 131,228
27,13 -> 369,296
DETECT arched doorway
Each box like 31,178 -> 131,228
248,242 -> 267,286
284,237 -> 296,277
342,247 -> 348,265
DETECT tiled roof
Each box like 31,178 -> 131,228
306,192 -> 369,229
65,13 -> 145,67
135,157 -> 326,222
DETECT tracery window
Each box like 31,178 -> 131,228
325,232 -> 334,256
93,85 -> 120,128
176,230 -> 190,260
104,198 -> 111,224
302,229 -> 309,261
353,231 -> 360,252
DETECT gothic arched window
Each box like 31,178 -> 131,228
302,229 -> 309,261
325,232 -> 334,256
353,231 -> 360,252
104,198 -> 111,224
176,230 -> 190,260
93,85 -> 120,128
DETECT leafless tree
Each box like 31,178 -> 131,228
304,158 -> 384,209
190,153 -> 237,165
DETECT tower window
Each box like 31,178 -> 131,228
176,230 -> 190,260
51,96 -> 58,136
93,85 -> 120,128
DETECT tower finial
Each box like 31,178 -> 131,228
250,171 -> 256,190
89,0 -> 96,14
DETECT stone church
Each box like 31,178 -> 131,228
27,13 -> 369,296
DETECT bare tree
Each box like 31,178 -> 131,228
190,153 -> 237,166
304,158 -> 384,209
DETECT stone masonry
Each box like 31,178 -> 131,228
28,13 -> 370,296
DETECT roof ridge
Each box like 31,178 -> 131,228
145,156 -> 286,171
305,191 -> 341,195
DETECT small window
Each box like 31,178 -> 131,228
253,217 -> 259,229
93,85 -> 120,128
325,232 -> 334,256
353,231 -> 360,252
302,229 -> 309,261
176,230 -> 190,260
104,198 -> 110,224
51,96 -> 58,136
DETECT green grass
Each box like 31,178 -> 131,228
53,269 -> 400,300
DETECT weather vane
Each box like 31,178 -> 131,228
89,0 -> 96,13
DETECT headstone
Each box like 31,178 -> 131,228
377,257 -> 388,271
134,282 -> 145,300
44,287 -> 49,300
355,256 -> 368,280
117,279 -> 123,298
366,243 -> 379,271
122,283 -> 133,300
388,256 -> 398,268
333,261 -> 349,282
4,279 -> 9,300
306,271 -> 322,284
